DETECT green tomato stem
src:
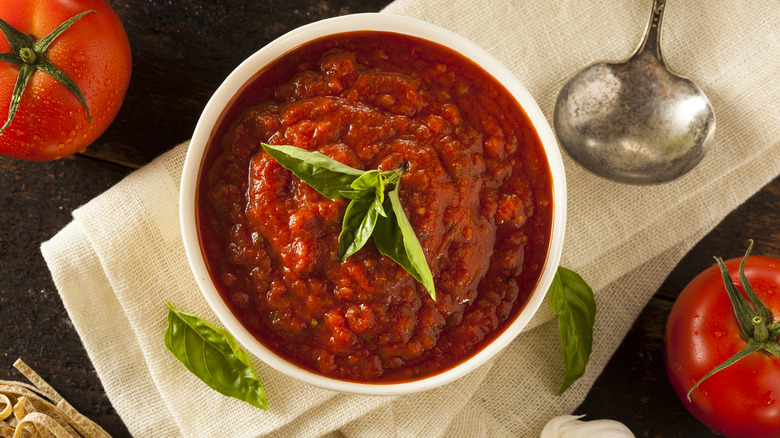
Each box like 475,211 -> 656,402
753,315 -> 769,342
686,339 -> 762,402
0,11 -> 95,136
19,47 -> 36,65
686,240 -> 780,401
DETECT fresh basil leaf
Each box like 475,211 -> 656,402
339,188 -> 375,202
547,267 -> 596,395
339,171 -> 382,202
164,303 -> 268,409
380,168 -> 403,184
339,169 -> 397,204
261,144 -> 435,300
351,170 -> 383,191
261,143 -> 364,199
377,168 -> 402,213
373,183 -> 436,299
338,199 -> 381,261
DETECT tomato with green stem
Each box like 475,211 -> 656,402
0,0 -> 131,160
665,241 -> 780,438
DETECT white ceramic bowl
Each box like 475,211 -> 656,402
180,13 -> 566,396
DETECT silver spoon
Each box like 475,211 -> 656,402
553,0 -> 715,184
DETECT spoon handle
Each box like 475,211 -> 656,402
633,0 -> 667,63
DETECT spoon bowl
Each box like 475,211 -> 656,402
554,0 -> 715,184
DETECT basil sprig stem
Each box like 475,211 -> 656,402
0,11 -> 95,135
260,143 -> 436,299
686,240 -> 780,401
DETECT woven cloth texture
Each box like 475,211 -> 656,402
41,0 -> 779,436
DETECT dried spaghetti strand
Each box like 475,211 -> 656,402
56,399 -> 110,438
0,420 -> 14,438
12,396 -> 47,437
12,360 -> 63,405
0,395 -> 11,421
1,360 -> 107,437
12,412 -> 75,438
12,396 -> 34,421
0,382 -> 41,400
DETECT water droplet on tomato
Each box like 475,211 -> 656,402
694,330 -> 699,336
714,331 -> 723,337
57,143 -> 65,150
69,110 -> 78,119
66,138 -> 73,144
760,392 -> 774,406
693,313 -> 700,318
74,52 -> 86,62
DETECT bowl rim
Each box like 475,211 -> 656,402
180,12 -> 567,396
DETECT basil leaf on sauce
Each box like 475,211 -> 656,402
261,143 -> 364,199
261,143 -> 436,300
373,183 -> 436,299
350,169 -> 383,191
164,303 -> 268,409
547,267 -> 596,395
339,170 -> 383,203
338,198 -> 381,261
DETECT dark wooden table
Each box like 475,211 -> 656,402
1,1 -> 777,436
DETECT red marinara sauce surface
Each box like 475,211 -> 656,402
198,31 -> 553,383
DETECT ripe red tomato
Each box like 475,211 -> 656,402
0,0 -> 131,160
665,252 -> 780,438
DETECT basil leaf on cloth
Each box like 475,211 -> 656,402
164,303 -> 268,410
373,183 -> 436,299
261,143 -> 364,199
547,267 -> 596,395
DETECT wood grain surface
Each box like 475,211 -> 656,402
0,1 -> 777,437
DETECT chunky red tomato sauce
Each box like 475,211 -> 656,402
198,32 -> 553,383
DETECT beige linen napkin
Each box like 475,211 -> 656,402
41,1 -> 779,436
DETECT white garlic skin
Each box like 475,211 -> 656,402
540,415 -> 635,438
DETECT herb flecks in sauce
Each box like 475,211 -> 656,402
197,32 -> 553,382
